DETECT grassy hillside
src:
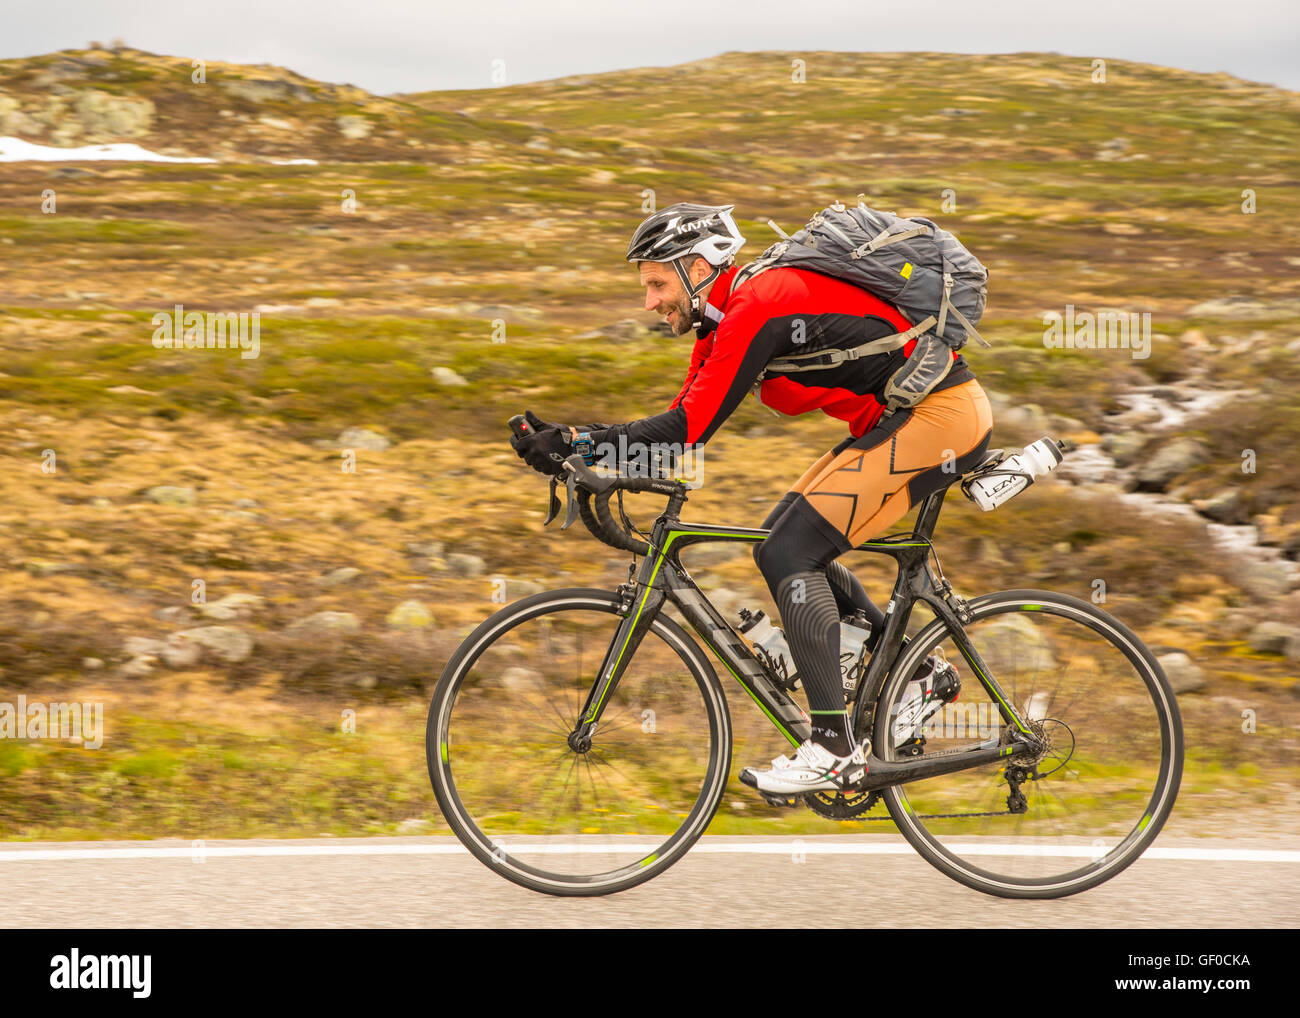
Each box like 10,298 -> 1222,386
0,46 -> 1297,840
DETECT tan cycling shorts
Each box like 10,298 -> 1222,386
790,379 -> 994,547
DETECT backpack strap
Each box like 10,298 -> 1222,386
942,299 -> 991,349
849,224 -> 929,259
763,316 -> 937,373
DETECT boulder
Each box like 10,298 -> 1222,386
199,593 -> 265,620
286,612 -> 361,637
445,553 -> 486,577
1248,621 -> 1300,655
319,567 -> 363,587
1157,652 -> 1205,693
1133,438 -> 1206,492
337,427 -> 390,451
1193,488 -> 1244,524
977,613 -> 1057,674
430,366 -> 468,386
386,600 -> 433,629
144,485 -> 197,506
172,626 -> 254,664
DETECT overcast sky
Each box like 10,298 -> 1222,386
4,0 -> 1298,94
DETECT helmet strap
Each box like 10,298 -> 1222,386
672,257 -> 721,331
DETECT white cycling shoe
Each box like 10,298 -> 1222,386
738,738 -> 869,795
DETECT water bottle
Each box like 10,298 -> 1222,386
737,608 -> 799,690
839,611 -> 872,693
965,436 -> 1065,512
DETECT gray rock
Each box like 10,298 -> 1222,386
199,593 -> 265,620
1101,432 -> 1147,467
396,818 -> 432,835
1193,488 -> 1244,524
153,606 -> 193,624
593,319 -> 652,342
995,403 -> 1050,433
120,656 -> 156,679
81,657 -> 104,670
1133,438 -> 1206,492
457,302 -> 543,323
505,579 -> 544,597
123,636 -> 166,656
1215,611 -> 1256,640
1158,652 -> 1205,693
1188,296 -> 1300,319
337,427 -> 391,451
1248,621 -> 1300,655
386,600 -> 433,629
978,614 -> 1057,673
446,553 -> 486,577
160,635 -> 203,669
1241,562 -> 1294,599
144,485 -> 197,506
319,567 -> 363,587
430,366 -> 468,386
336,114 -> 372,139
501,667 -> 540,693
233,498 -> 260,509
173,626 -> 254,663
405,541 -> 444,557
1047,414 -> 1085,432
287,611 -> 361,636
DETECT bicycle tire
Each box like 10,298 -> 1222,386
426,587 -> 732,896
873,589 -> 1183,899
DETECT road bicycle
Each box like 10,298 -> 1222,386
425,427 -> 1183,897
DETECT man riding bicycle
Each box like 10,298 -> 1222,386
512,202 -> 993,796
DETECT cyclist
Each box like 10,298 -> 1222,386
512,202 -> 992,796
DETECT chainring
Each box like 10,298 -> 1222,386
804,788 -> 885,820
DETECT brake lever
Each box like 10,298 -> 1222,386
543,475 -> 561,526
560,467 -> 580,530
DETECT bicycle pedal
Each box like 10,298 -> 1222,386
757,791 -> 802,809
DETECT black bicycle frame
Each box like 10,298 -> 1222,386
572,487 -> 1040,791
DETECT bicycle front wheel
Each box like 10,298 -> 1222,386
426,588 -> 731,895
874,589 -> 1183,898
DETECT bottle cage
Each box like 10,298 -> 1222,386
958,448 -> 1034,506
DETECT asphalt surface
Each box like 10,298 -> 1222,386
2,835 -> 1296,928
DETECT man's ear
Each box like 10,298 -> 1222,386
690,256 -> 713,287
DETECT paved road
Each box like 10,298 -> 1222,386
2,835 -> 1296,927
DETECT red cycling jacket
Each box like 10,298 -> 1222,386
591,264 -> 972,454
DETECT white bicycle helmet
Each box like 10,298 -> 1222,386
626,203 -> 746,328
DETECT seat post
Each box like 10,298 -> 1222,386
912,489 -> 947,541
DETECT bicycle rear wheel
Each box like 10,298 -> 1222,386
873,589 -> 1182,898
427,588 -> 731,895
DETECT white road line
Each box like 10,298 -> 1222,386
0,842 -> 1296,862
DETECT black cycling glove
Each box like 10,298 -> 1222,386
510,410 -> 571,476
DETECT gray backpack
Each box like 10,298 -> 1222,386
737,199 -> 991,413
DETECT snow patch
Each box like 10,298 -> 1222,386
0,137 -> 216,164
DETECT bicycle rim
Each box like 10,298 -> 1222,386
427,589 -> 731,895
876,590 -> 1183,898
